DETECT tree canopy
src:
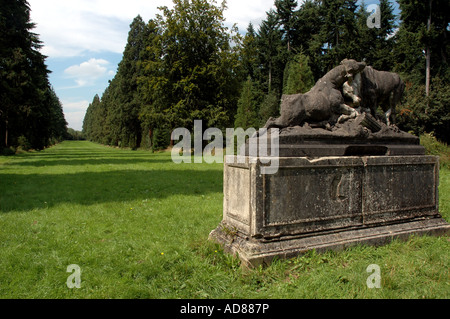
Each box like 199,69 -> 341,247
82,0 -> 450,148
0,0 -> 67,152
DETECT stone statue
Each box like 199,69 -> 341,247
210,60 -> 446,269
263,59 -> 406,130
349,66 -> 405,126
249,59 -> 420,158
343,72 -> 363,109
263,59 -> 366,130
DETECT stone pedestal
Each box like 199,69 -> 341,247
209,155 -> 450,267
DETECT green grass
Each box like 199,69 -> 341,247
0,141 -> 449,299
420,133 -> 450,168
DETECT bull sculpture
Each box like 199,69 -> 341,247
264,59 -> 367,130
343,65 -> 405,126
263,59 -> 405,130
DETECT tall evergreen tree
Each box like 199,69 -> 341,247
356,0 -> 397,71
283,52 -> 315,95
274,0 -> 298,53
256,9 -> 286,94
295,0 -> 324,78
395,0 -> 450,87
234,76 -> 260,129
0,0 -> 67,150
240,23 -> 259,81
113,15 -> 148,148
318,0 -> 359,70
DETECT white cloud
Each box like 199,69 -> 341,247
224,0 -> 277,31
26,0 -> 293,130
28,0 -> 174,57
64,58 -> 112,87
62,100 -> 90,130
28,0 -> 284,57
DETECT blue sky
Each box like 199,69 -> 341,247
28,0 -> 398,131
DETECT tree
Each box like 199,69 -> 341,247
397,77 -> 450,144
275,0 -> 298,53
234,77 -> 260,129
283,51 -> 315,95
240,23 -> 259,81
314,0 -> 359,71
256,9 -> 286,94
113,15 -> 149,148
355,0 -> 397,71
0,0 -> 67,150
258,90 -> 280,127
295,0 -> 324,78
395,0 -> 450,88
82,94 -> 103,143
140,0 -> 240,132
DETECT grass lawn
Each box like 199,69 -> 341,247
0,140 -> 448,299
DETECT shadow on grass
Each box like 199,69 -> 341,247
10,157 -> 172,167
0,168 -> 223,213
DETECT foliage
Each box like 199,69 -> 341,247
282,52 -> 315,95
81,0 -> 449,148
66,128 -> 85,141
397,77 -> 450,144
420,133 -> 450,169
234,77 -> 261,129
394,0 -> 450,84
259,91 -> 281,127
0,0 -> 67,152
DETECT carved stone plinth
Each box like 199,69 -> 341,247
209,155 -> 450,267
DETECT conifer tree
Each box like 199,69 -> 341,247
318,0 -> 359,70
395,0 -> 449,86
0,0 -> 67,150
283,52 -> 315,95
114,15 -> 148,148
257,9 -> 286,94
295,0 -> 323,78
274,0 -> 298,53
356,0 -> 396,71
258,90 -> 280,127
235,77 -> 260,129
240,23 -> 259,81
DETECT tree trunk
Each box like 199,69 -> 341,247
5,120 -> 8,147
148,128 -> 153,148
268,60 -> 272,93
425,0 -> 432,97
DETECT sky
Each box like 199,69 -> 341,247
27,0 -> 390,131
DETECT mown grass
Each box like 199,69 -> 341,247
0,141 -> 448,299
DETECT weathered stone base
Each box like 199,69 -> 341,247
209,154 -> 450,267
210,217 -> 450,267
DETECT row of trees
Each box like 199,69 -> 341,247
0,0 -> 68,152
83,0 -> 449,149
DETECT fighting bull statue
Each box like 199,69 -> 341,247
263,59 -> 405,130
344,66 -> 405,126
263,59 -> 367,130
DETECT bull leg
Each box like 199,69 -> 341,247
388,91 -> 397,126
264,116 -> 287,130
337,103 -> 358,123
385,108 -> 392,126
384,92 -> 397,126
